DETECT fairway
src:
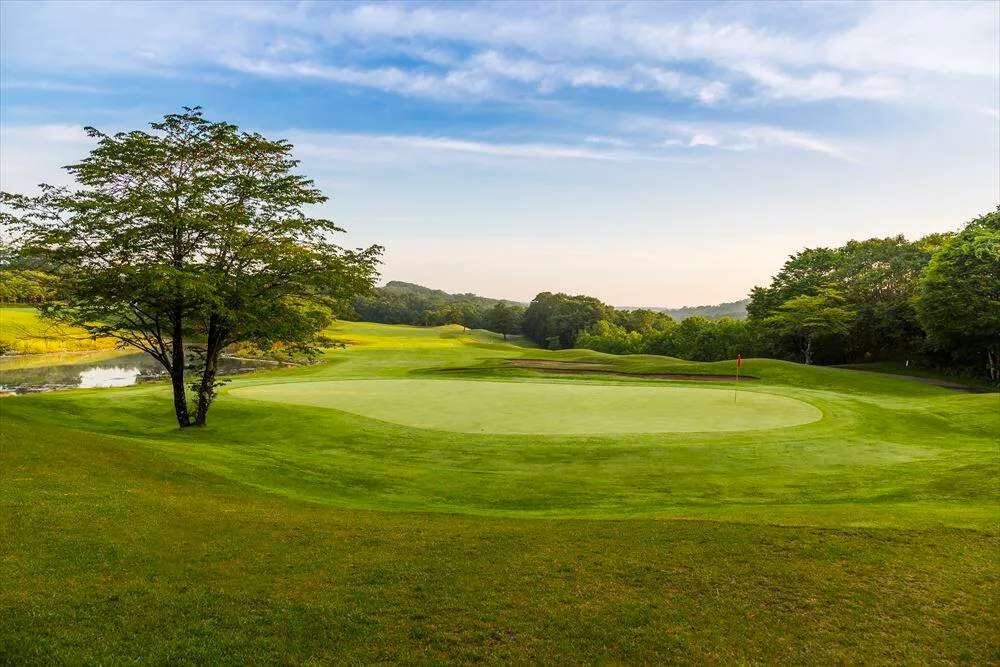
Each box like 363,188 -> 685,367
3,322 -> 998,664
231,378 -> 823,433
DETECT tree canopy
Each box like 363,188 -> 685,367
1,107 -> 382,426
917,208 -> 1000,380
748,234 -> 950,365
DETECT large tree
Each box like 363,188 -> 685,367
917,208 -> 1000,380
2,107 -> 382,427
522,292 -> 611,349
748,234 -> 950,364
484,302 -> 525,340
761,291 -> 855,365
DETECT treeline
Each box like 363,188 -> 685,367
6,209 -> 996,378
0,270 -> 59,303
0,248 -> 61,303
351,281 -> 526,338
518,208 -> 999,379
748,208 -> 998,378
520,291 -> 752,361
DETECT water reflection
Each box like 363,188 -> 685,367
78,366 -> 143,389
0,352 -> 278,395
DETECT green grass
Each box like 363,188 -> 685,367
2,321 -> 998,663
231,378 -> 823,433
837,361 -> 999,391
0,305 -> 118,356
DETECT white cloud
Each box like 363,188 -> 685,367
226,56 -> 498,99
5,1 -> 993,110
585,136 -> 631,148
1,80 -> 107,94
689,134 -> 720,148
738,62 -> 906,102
225,49 -> 732,105
625,115 -> 855,160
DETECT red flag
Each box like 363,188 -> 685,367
737,354 -> 742,368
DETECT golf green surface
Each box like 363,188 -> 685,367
233,378 -> 823,433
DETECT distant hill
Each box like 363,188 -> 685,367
357,281 -> 748,328
351,281 -> 522,327
380,281 -> 521,308
621,298 -> 750,321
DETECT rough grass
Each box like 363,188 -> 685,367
0,306 -> 117,355
2,320 -> 998,663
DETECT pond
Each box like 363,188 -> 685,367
0,352 -> 281,395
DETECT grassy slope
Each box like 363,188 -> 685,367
2,321 -> 998,663
0,306 -> 117,356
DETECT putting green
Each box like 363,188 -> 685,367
232,379 -> 822,434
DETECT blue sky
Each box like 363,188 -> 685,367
2,1 -> 998,306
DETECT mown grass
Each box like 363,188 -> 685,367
837,361 -> 999,391
2,321 -> 998,663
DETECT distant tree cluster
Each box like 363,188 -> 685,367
748,208 -> 999,379
521,292 -> 614,349
352,281 -> 524,333
0,270 -> 60,303
520,293 -> 753,362
576,316 -> 753,361
0,245 -> 61,303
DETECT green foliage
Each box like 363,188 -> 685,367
577,316 -> 754,362
917,208 -> 1000,380
484,302 -> 525,340
1,107 -> 381,426
522,292 -> 612,349
352,281 -> 514,328
749,233 -> 951,366
575,320 -> 646,354
0,269 -> 59,303
762,290 -> 855,365
612,307 -> 676,333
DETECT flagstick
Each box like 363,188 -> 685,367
734,362 -> 739,403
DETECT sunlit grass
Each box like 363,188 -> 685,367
0,306 -> 118,355
2,320 -> 998,662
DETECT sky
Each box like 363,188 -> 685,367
1,1 -> 998,307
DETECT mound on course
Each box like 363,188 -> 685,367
233,378 -> 822,433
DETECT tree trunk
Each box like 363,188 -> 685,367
194,358 -> 218,427
170,312 -> 191,427
194,315 -> 222,427
804,337 -> 813,365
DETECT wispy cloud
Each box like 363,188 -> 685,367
226,50 -> 732,105
285,131 -> 668,165
625,116 -> 856,161
3,1 -> 995,111
1,80 -> 107,94
737,63 -> 906,102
